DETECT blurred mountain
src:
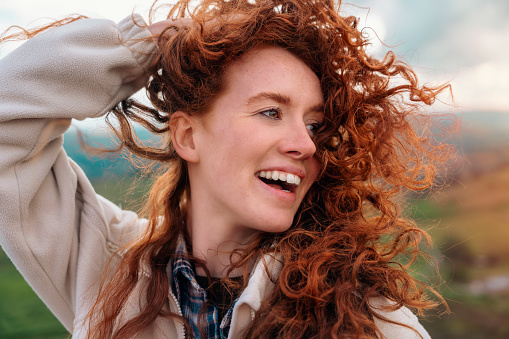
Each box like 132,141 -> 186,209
452,111 -> 509,178
62,126 -> 159,180
455,111 -> 509,151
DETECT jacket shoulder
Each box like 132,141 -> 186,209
369,297 -> 431,339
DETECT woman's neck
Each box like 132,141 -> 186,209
186,203 -> 257,277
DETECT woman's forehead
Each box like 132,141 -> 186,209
220,46 -> 323,103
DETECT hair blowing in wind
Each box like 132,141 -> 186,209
1,0 -> 455,338
90,0 -> 453,337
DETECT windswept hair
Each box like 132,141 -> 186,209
3,0 -> 454,338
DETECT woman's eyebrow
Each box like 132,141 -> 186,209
245,92 -> 324,113
245,92 -> 291,106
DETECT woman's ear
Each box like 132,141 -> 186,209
170,111 -> 199,163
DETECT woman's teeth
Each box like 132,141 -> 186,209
257,170 -> 301,186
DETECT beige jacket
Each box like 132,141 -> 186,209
0,14 -> 431,339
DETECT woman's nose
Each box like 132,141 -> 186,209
278,122 -> 317,160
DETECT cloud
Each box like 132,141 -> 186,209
420,0 -> 509,68
416,0 -> 509,112
451,62 -> 509,112
344,0 -> 509,112
1,0 -> 508,112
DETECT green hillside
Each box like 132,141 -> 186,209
413,165 -> 509,338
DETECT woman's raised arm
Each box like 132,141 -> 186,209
0,14 -> 157,329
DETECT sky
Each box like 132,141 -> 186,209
1,0 -> 508,114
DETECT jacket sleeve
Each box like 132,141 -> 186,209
0,14 -> 157,330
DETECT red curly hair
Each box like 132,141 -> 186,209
2,0 -> 454,337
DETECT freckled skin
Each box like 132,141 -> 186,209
186,46 -> 324,262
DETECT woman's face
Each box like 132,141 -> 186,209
187,46 -> 324,237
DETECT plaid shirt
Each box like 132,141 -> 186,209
170,243 -> 238,339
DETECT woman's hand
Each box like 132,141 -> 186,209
147,18 -> 193,37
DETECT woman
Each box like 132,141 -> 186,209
0,0 -> 452,338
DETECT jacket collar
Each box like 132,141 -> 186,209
227,252 -> 283,338
139,236 -> 283,338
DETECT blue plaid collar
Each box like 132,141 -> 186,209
170,241 -> 238,339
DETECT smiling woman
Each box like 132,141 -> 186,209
0,0 -> 454,338
182,46 -> 323,241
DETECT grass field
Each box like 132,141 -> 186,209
0,247 -> 68,338
2,165 -> 509,338
409,165 -> 509,338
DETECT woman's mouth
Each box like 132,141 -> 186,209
255,170 -> 301,193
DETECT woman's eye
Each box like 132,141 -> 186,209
306,123 -> 321,137
260,108 -> 281,120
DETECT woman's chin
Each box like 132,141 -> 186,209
250,218 -> 294,234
